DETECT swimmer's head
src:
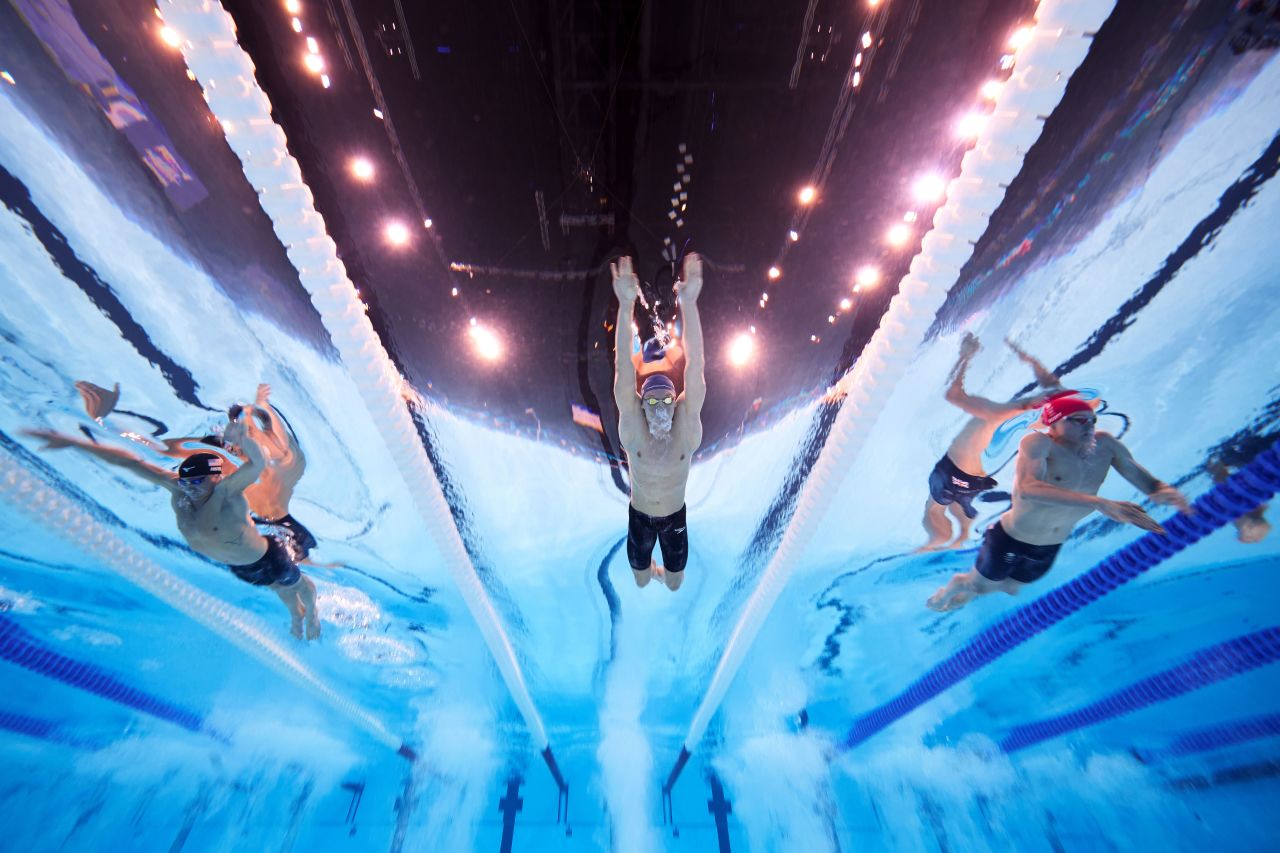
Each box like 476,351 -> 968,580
1041,392 -> 1096,426
642,337 -> 667,364
177,452 -> 222,498
640,373 -> 677,438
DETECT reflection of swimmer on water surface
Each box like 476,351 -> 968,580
23,427 -> 322,640
919,334 -> 1063,552
75,380 -> 323,565
927,393 -> 1191,612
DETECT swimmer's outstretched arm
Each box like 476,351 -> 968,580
1005,338 -> 1061,390
1107,436 -> 1191,513
216,431 -> 267,496
677,253 -> 706,447
23,429 -> 176,491
611,257 -> 644,443
1014,433 -> 1165,532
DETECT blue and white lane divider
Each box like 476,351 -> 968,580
841,442 -> 1280,751
0,446 -> 415,760
1001,626 -> 1280,753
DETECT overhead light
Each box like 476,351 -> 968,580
306,36 -> 319,54
797,185 -> 817,205
886,223 -> 911,247
303,53 -> 324,74
861,31 -> 873,49
291,17 -> 303,33
855,265 -> 881,288
788,229 -> 800,242
373,108 -> 384,120
1008,26 -> 1033,51
912,173 -> 946,204
284,0 -> 302,13
350,156 -> 375,181
728,332 -> 755,367
159,26 -> 181,48
320,74 -> 331,88
956,112 -> 987,139
767,266 -> 781,280
840,297 -> 852,310
468,324 -> 503,362
384,221 -> 410,246
981,79 -> 1002,100
423,218 -> 433,229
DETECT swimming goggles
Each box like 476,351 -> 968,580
178,476 -> 208,488
1065,414 -> 1096,426
645,396 -> 674,406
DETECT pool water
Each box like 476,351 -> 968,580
1,1 -> 1278,851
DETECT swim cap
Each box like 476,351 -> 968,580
642,337 -> 667,363
1041,392 -> 1095,425
641,373 -> 676,398
178,452 -> 223,479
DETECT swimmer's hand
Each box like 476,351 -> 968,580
678,252 -> 703,302
75,381 -> 120,420
959,332 -> 981,358
611,256 -> 639,303
1098,498 -> 1165,534
22,428 -> 80,450
1150,483 -> 1192,514
255,383 -> 271,408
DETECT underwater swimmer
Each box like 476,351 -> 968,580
24,427 -> 322,640
927,393 -> 1190,612
919,334 -> 1063,551
612,253 -> 706,592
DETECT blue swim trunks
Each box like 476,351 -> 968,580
928,454 -> 998,519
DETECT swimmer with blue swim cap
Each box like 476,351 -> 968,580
612,253 -> 707,592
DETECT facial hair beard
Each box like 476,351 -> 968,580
1076,434 -> 1098,459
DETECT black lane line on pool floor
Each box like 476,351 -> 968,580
1015,130 -> 1280,397
0,164 -> 215,412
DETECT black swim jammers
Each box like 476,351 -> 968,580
228,535 -> 302,588
627,504 -> 689,574
928,454 -> 998,519
253,513 -> 317,560
974,521 -> 1062,585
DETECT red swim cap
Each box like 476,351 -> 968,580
1041,392 -> 1095,425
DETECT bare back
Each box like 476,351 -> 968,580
619,398 -> 699,517
243,440 -> 304,520
1002,431 -> 1120,546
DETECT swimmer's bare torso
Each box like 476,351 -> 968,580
172,483 -> 268,565
619,398 -> 699,516
1003,430 -> 1128,545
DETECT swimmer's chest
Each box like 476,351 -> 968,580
1044,445 -> 1111,491
173,491 -> 246,541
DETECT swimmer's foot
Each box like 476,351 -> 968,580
915,539 -> 949,553
927,573 -> 977,612
305,615 -> 321,641
290,614 -> 305,639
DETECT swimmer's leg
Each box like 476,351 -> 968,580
918,499 -> 953,552
662,565 -> 684,592
927,570 -> 1008,611
945,502 -> 974,548
298,574 -> 321,640
632,562 -> 655,588
273,585 -> 305,638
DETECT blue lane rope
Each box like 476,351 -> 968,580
1161,712 -> 1280,757
0,709 -> 104,750
841,443 -> 1280,751
0,614 -> 207,734
1001,626 -> 1280,752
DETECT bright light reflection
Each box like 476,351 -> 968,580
350,157 -> 375,181
797,185 -> 817,205
861,31 -> 873,49
1009,26 -> 1033,50
728,333 -> 755,367
886,223 -> 911,246
291,17 -> 302,33
468,324 -> 503,362
912,173 -> 946,203
855,265 -> 882,288
159,26 -> 181,47
767,266 -> 781,280
384,221 -> 410,246
981,79 -> 1002,100
306,37 -> 319,54
788,229 -> 799,242
321,74 -> 331,89
423,218 -> 433,229
285,0 -> 302,14
1,71 -> 16,86
303,53 -> 324,74
840,297 -> 852,310
957,112 -> 987,139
